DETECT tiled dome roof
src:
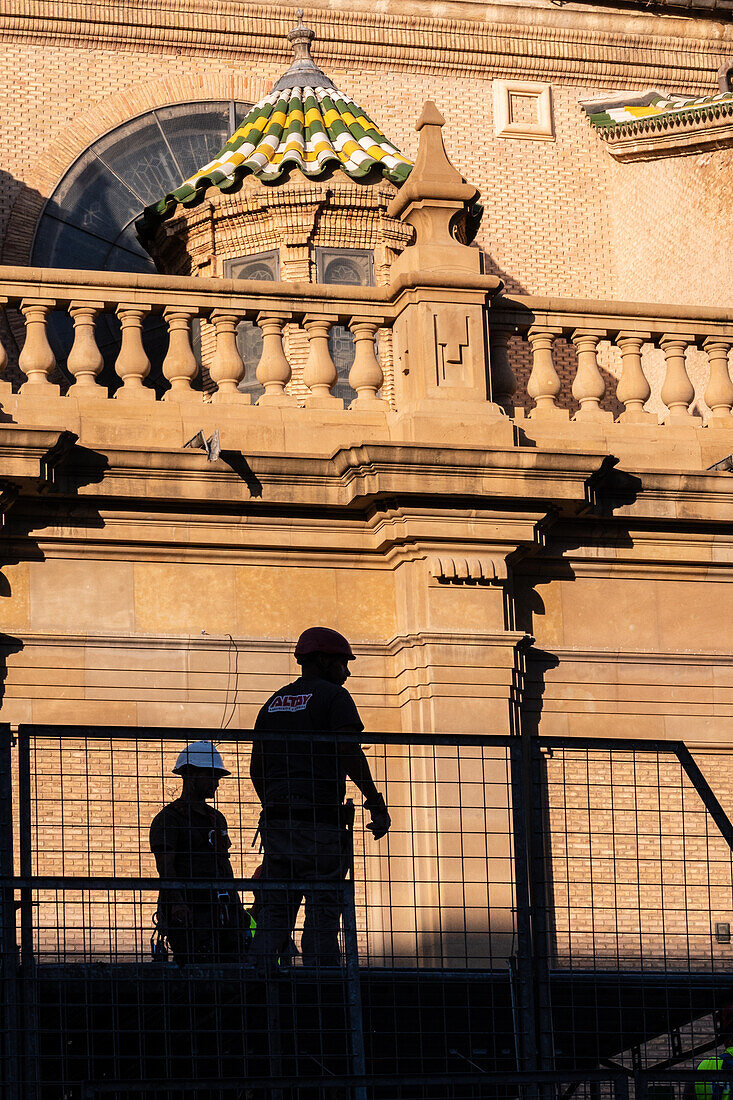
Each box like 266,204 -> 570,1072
136,15 -> 413,246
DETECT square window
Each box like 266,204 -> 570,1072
493,80 -> 555,141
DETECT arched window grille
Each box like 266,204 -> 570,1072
31,100 -> 251,391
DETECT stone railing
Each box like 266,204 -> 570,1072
490,295 -> 733,426
1,266 -> 733,433
0,266 -> 394,410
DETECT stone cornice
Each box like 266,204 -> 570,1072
0,1 -> 731,88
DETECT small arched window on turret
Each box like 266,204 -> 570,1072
316,247 -> 375,403
718,59 -> 733,93
223,252 -> 280,400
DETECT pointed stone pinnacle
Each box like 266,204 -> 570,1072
416,101 -> 446,131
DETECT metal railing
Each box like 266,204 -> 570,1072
3,725 -> 733,1098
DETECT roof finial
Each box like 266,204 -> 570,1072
287,11 -> 316,65
271,11 -> 336,92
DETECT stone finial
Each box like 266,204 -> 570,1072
389,101 -> 478,222
288,11 -> 315,62
387,101 -> 482,275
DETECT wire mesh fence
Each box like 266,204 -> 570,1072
2,725 -> 733,1098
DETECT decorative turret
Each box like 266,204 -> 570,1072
135,13 -> 413,256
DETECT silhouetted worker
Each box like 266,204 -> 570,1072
150,740 -> 253,966
684,1008 -> 733,1100
250,627 -> 391,971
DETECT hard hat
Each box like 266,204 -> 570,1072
294,627 -> 355,660
172,740 -> 230,775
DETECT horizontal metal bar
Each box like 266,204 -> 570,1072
0,876 -> 352,892
16,724 -> 516,746
538,735 -> 686,754
82,1070 -> 640,1093
15,724 -> 694,755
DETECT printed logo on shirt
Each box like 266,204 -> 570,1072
268,693 -> 313,713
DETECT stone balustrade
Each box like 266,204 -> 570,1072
0,266 -> 392,410
490,295 -> 733,427
0,267 -> 732,435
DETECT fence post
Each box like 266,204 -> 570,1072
342,800 -> 368,1100
17,727 -> 39,1099
0,724 -> 21,1099
509,738 -> 540,1082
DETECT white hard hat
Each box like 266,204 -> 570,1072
172,740 -> 230,776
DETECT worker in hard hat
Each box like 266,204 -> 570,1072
149,740 -> 253,966
684,1007 -> 733,1100
250,626 -> 391,972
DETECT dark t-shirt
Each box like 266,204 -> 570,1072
252,676 -> 364,823
149,800 -> 234,883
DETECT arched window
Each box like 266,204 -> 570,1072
316,247 -> 375,403
31,100 -> 251,389
224,251 -> 281,400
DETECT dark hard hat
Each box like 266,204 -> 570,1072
295,627 -> 355,660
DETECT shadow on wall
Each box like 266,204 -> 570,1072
481,252 -> 624,418
508,331 -> 624,420
0,171 -> 49,392
0,437 -> 109,718
514,456 -> 642,689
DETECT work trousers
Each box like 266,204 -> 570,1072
253,820 -> 349,968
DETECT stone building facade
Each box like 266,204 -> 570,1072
1,0 -> 733,981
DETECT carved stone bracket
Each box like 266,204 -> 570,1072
428,554 -> 508,585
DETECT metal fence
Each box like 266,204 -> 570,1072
2,724 -> 733,1098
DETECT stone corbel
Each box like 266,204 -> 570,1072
428,554 -> 509,585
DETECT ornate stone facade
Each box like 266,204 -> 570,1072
1,0 -> 733,979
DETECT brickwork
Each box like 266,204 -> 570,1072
544,750 -> 733,971
0,14 -> 730,308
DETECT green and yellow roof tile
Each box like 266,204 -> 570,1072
136,16 -> 413,246
584,88 -> 733,130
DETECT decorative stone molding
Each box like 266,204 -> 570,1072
428,555 -> 508,584
493,81 -> 554,142
592,106 -> 733,160
151,174 -> 413,285
0,1 -> 726,91
582,87 -> 733,160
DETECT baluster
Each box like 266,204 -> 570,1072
67,301 -> 104,392
114,305 -> 155,400
571,329 -> 611,421
527,326 -> 565,418
703,337 -> 733,422
256,312 -> 297,406
348,318 -> 383,408
19,298 -> 58,392
660,334 -> 699,424
162,307 -> 200,401
489,326 -> 516,413
210,310 -> 249,403
303,313 -> 342,408
615,332 -> 653,422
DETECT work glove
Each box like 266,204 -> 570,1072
365,794 -> 391,840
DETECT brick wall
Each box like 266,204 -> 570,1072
0,26 -> 730,308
